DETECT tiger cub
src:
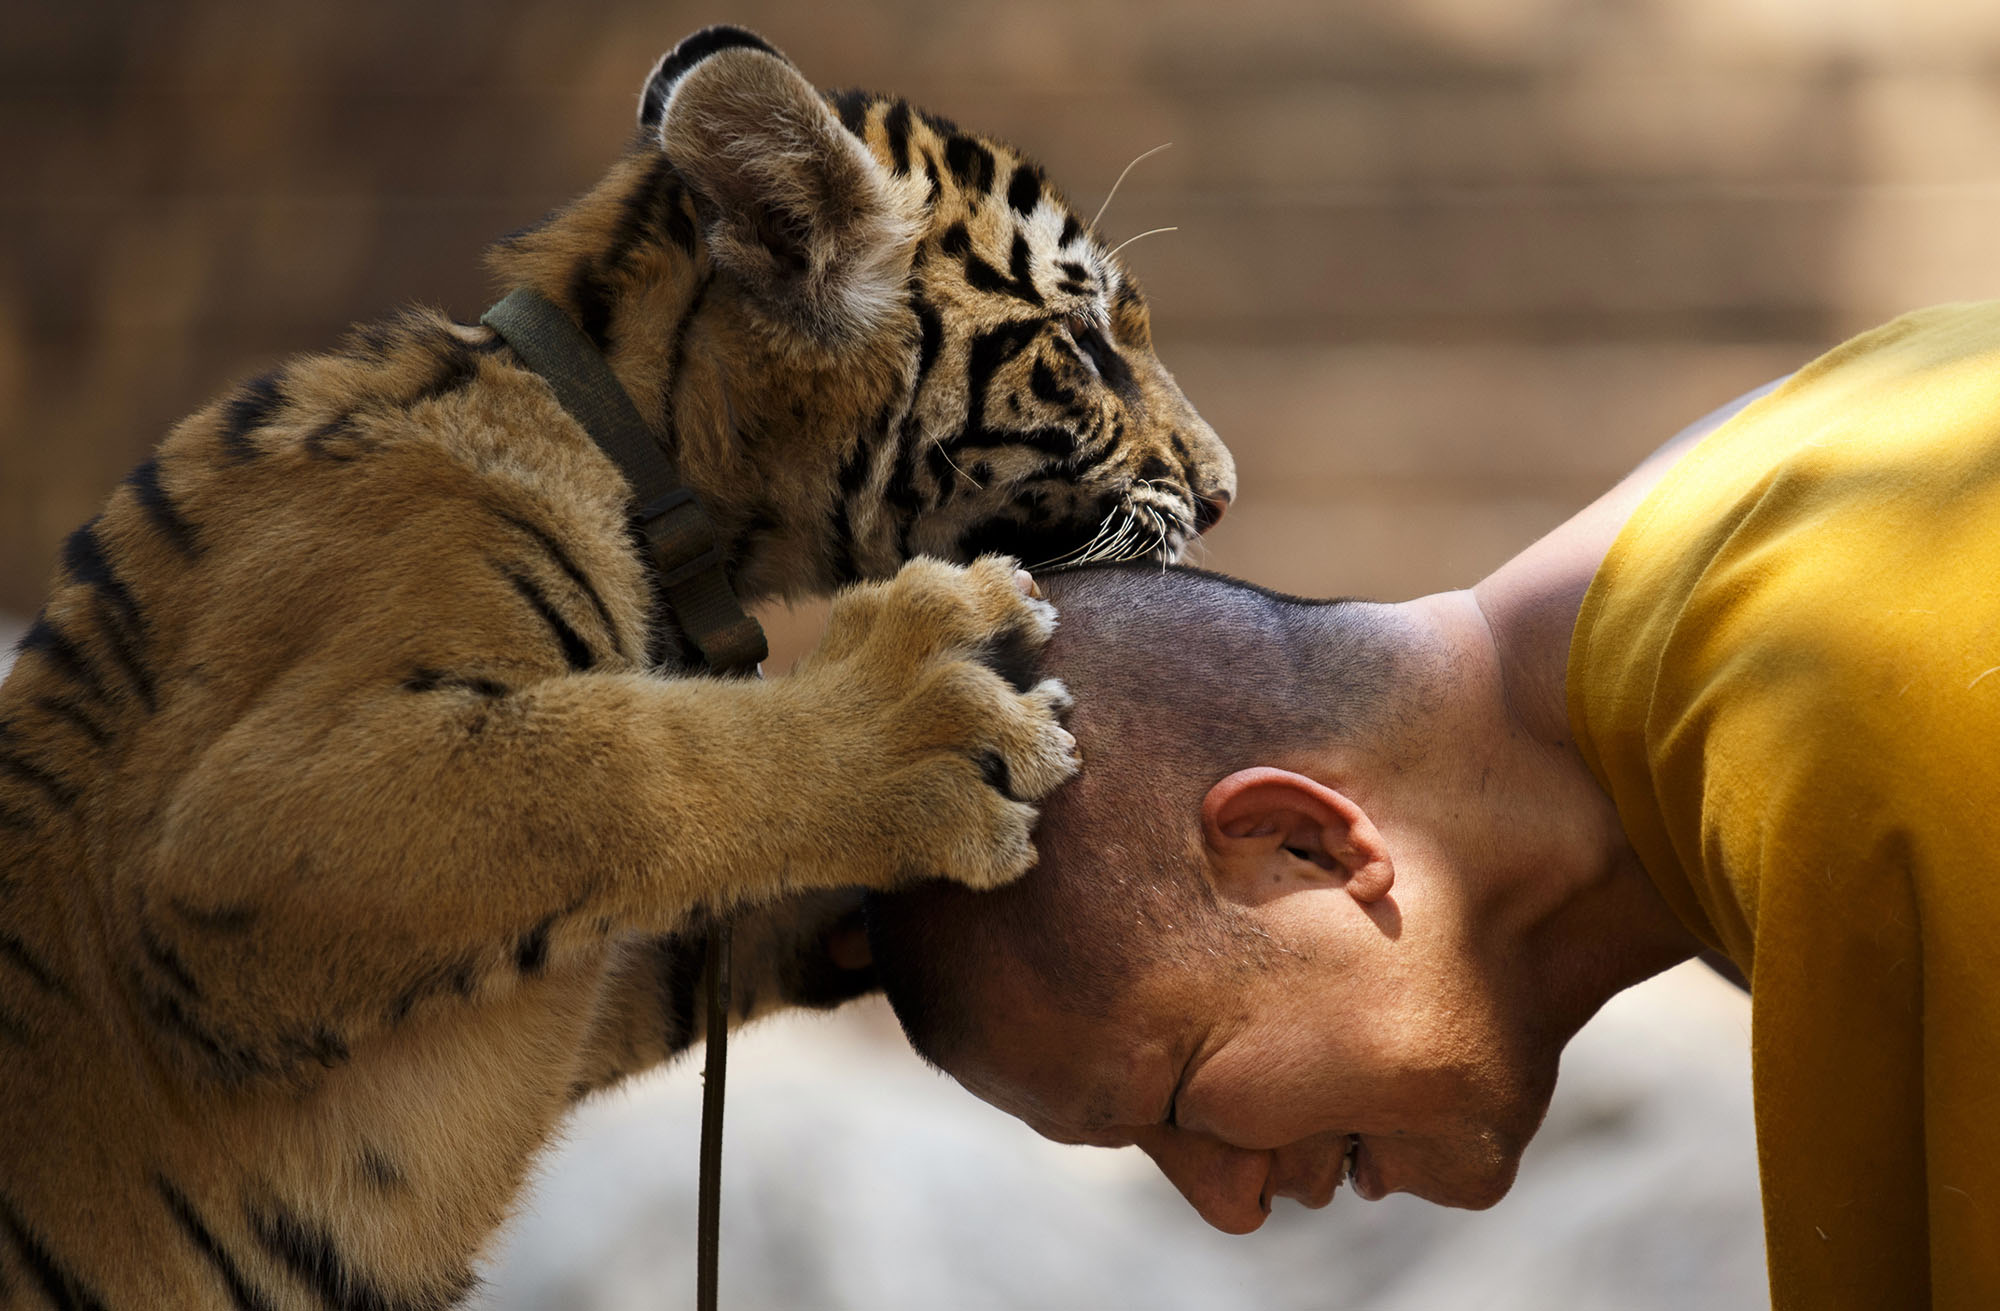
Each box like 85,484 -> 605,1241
0,24 -> 1233,1308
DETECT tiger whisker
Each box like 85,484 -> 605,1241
1100,512 -> 1144,563
931,439 -> 983,490
1110,508 -> 1167,564
1030,505 -> 1124,570
1089,142 -> 1172,234
1076,519 -> 1130,567
1104,227 -> 1178,263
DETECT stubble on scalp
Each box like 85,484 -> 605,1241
866,562 -> 1415,1069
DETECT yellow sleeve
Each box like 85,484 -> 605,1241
1569,303 -> 2000,1309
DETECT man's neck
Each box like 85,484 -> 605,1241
1434,398 -> 1772,1034
1374,567 -> 1692,1051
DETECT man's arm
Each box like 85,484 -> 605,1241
1607,375 -> 1787,999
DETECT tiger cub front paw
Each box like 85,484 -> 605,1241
789,555 -> 1078,892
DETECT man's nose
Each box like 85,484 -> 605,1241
1137,1130 -> 1273,1234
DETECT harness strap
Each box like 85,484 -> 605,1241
480,287 -> 768,674
480,286 -> 751,1311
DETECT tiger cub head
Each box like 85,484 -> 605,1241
489,25 -> 1234,600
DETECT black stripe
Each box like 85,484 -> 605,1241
836,407 -> 889,500
156,1175 -> 279,1311
884,420 -> 924,521
494,512 -> 625,660
499,568 -> 595,672
383,952 -> 480,1027
1059,213 -> 1082,246
656,274 -> 712,450
281,1026 -> 350,1072
1007,232 -> 1042,303
168,898 -> 260,935
356,1148 -> 405,1194
942,134 -> 996,194
140,982 -> 269,1081
303,415 -> 366,462
408,346 -> 479,406
827,496 -> 858,584
0,930 -> 70,998
1072,321 -> 1135,395
32,697 -> 111,749
829,87 -> 869,137
343,321 -> 399,360
971,423 -> 1087,462
1005,162 -> 1042,216
514,916 -> 553,975
400,669 -> 509,698
640,25 -> 783,130
882,100 -> 912,174
605,154 -> 677,274
0,1190 -> 108,1311
0,746 -> 79,811
960,319 -> 1048,439
1029,357 -> 1077,410
20,615 -> 110,706
655,181 -> 697,256
219,372 -> 284,462
125,459 -> 202,557
62,520 -> 151,634
910,295 -> 945,396
138,916 -> 203,999
566,157 -> 682,352
62,523 -> 157,711
82,596 -> 157,714
248,1197 -> 412,1311
566,265 -> 616,354
955,232 -> 1042,306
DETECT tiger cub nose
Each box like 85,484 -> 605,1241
1192,487 -> 1232,533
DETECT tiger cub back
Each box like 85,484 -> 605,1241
0,24 -> 1231,1308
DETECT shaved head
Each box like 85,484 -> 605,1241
865,563 -> 1412,1067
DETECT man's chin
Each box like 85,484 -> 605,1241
1358,1139 -> 1522,1211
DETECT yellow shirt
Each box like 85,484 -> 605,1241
1570,304 -> 2000,1310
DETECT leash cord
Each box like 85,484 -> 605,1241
696,923 -> 731,1311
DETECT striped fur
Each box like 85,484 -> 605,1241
0,26 -> 1230,1307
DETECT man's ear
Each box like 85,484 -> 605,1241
1200,767 -> 1394,905
639,26 -> 920,345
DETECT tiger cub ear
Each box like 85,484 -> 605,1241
639,26 -> 920,345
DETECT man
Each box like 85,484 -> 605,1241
864,304 -> 2000,1309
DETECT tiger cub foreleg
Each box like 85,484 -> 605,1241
566,889 -> 872,1098
124,555 -> 1075,1084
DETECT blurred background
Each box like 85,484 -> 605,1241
9,0 -> 2000,1305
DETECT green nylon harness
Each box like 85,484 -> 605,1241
481,287 -> 759,1311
